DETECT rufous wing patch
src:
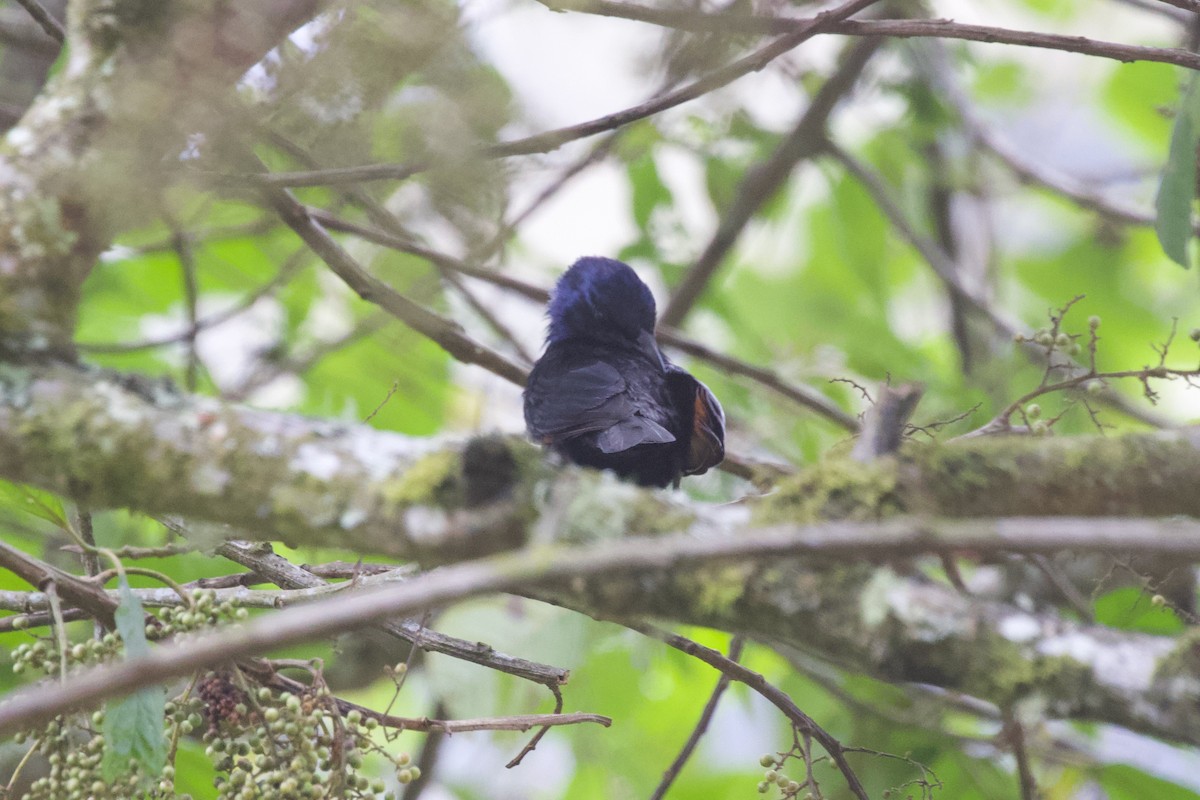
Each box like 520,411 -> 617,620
686,382 -> 725,475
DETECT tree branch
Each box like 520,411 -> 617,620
5,514 -> 1200,743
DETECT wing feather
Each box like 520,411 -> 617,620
596,417 -> 675,454
528,361 -> 630,438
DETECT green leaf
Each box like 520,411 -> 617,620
1093,586 -> 1184,635
1102,764 -> 1200,800
101,578 -> 166,782
1104,61 -> 1176,148
627,152 -> 673,231
1155,75 -> 1200,268
0,481 -> 67,527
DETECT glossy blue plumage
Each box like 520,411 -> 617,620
524,257 -> 725,487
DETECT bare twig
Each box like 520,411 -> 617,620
234,0 -> 883,190
627,622 -> 869,800
400,700 -> 447,800
77,249 -> 309,354
542,2 -> 1200,72
253,158 -> 530,386
911,41 -> 1172,235
648,636 -> 745,800
165,210 -> 203,390
12,0 -> 62,44
659,35 -> 883,328
1003,710 -> 1040,800
825,142 -> 1175,430
505,684 -> 564,768
0,540 -> 118,629
213,540 -> 570,690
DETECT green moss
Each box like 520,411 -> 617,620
384,450 -> 461,508
754,458 -> 902,524
680,562 -> 755,620
626,493 -> 694,537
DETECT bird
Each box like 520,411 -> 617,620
523,256 -> 725,488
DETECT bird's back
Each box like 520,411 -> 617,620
524,338 -> 687,487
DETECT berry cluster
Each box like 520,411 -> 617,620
756,753 -> 809,798
10,589 -> 417,799
199,674 -> 415,799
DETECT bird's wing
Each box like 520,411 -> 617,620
596,416 -> 676,453
528,361 -> 632,438
529,359 -> 679,452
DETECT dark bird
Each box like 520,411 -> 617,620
523,257 -> 725,488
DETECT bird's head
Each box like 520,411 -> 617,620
547,257 -> 657,346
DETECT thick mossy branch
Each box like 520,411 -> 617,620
540,555 -> 1200,744
0,364 -> 543,561
757,430 -> 1200,523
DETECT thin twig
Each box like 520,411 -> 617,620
626,622 -> 869,800
911,40 -> 1174,235
213,540 -> 570,689
648,636 -> 745,800
543,2 -> 1200,72
77,248 -> 309,354
401,700 -> 448,800
825,141 -> 1174,430
505,684 -> 564,768
13,0 -> 63,44
165,210 -> 203,390
233,0 -> 883,189
659,35 -> 883,327
1003,710 -> 1040,800
251,156 -> 530,386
